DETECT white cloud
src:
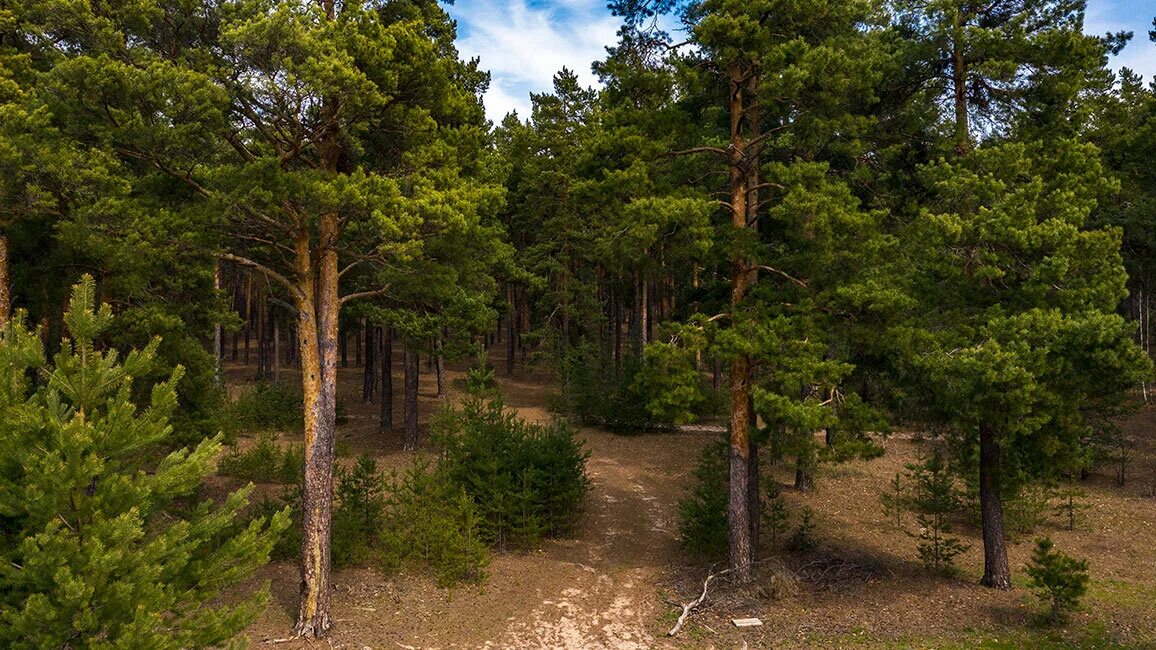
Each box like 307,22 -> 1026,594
447,0 -> 621,122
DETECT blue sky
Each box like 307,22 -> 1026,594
445,1 -> 1156,123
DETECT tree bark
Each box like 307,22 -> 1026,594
979,423 -> 1011,589
362,320 -> 375,403
507,285 -> 516,376
404,343 -> 419,450
292,218 -> 339,638
434,336 -> 445,398
380,327 -> 393,434
951,6 -> 971,155
273,311 -> 281,383
726,60 -> 755,584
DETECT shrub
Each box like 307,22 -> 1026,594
1026,537 -> 1090,624
379,459 -> 489,586
677,439 -> 730,558
257,455 -> 489,586
435,398 -> 590,549
218,432 -> 304,484
224,381 -> 303,436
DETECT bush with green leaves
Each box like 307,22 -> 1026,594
0,277 -> 289,649
223,381 -> 303,436
435,398 -> 590,549
218,432 -> 304,484
1026,537 -> 1090,624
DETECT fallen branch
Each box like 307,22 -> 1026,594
668,567 -> 732,636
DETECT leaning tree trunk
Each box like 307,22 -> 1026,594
292,212 -> 340,637
979,423 -> 1011,589
403,344 -> 419,450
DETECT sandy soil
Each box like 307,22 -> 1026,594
222,349 -> 1156,649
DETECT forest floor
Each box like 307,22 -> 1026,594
223,353 -> 1156,649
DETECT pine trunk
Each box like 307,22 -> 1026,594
434,336 -> 445,398
979,423 -> 1011,589
362,321 -> 375,403
292,215 -> 340,637
725,60 -> 756,584
380,328 -> 393,434
404,344 -> 419,450
507,285 -> 516,376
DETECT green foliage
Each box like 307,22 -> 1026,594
891,453 -> 969,574
1027,538 -> 1090,624
763,480 -> 791,551
677,440 -> 730,558
218,432 -> 304,484
435,398 -> 590,549
464,348 -> 500,398
1052,480 -> 1090,532
556,343 -> 722,431
787,507 -> 818,553
0,277 -> 288,649
379,459 -> 489,587
223,382 -> 304,437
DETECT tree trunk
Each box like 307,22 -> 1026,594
273,312 -> 281,383
355,317 -> 362,368
951,7 -> 971,155
213,259 -> 222,381
292,216 -> 339,637
794,460 -> 814,493
507,285 -> 516,376
726,60 -> 755,584
434,336 -> 445,398
380,328 -> 393,434
362,321 -> 375,403
979,423 -> 1011,589
404,344 -> 419,451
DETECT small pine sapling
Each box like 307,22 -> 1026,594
1052,479 -> 1090,532
880,472 -> 905,530
905,453 -> 968,573
763,480 -> 791,550
1026,538 -> 1090,623
787,507 -> 817,552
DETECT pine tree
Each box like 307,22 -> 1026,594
0,277 -> 288,648
1026,537 -> 1090,623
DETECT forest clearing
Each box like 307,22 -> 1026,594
217,354 -> 1156,649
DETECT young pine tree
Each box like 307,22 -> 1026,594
0,277 -> 288,648
1026,537 -> 1090,624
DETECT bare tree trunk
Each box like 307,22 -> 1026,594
0,233 -> 9,328
951,7 -> 971,155
213,259 -> 222,381
404,343 -> 419,450
293,217 -> 339,637
434,335 -> 445,398
979,423 -> 1011,589
273,313 -> 281,383
726,60 -> 755,584
355,317 -> 362,368
507,285 -> 516,376
380,328 -> 393,434
362,320 -> 375,403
